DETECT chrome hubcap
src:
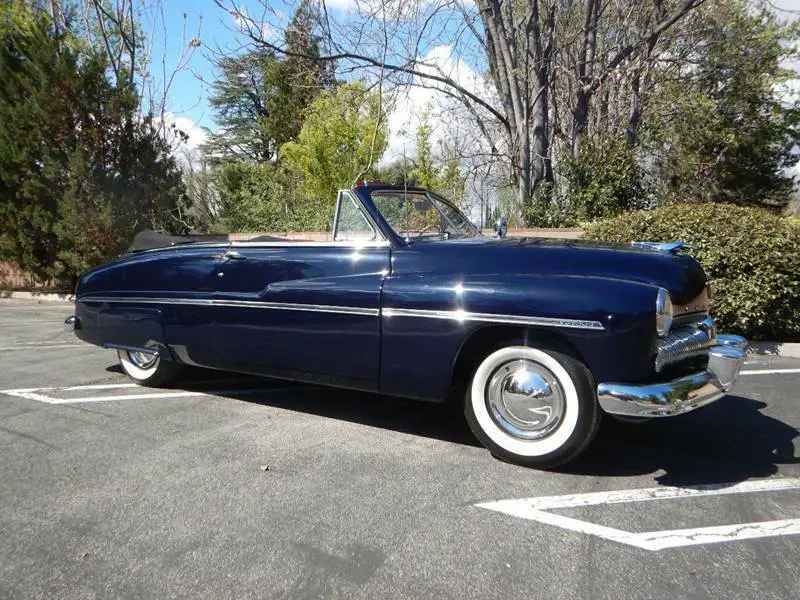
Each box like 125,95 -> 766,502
485,359 -> 566,440
128,351 -> 158,369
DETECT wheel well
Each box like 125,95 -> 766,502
446,325 -> 589,403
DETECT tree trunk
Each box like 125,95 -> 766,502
572,86 -> 591,158
626,73 -> 642,146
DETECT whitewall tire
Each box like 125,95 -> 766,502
465,344 -> 601,469
117,349 -> 180,387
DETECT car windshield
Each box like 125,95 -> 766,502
371,191 -> 481,240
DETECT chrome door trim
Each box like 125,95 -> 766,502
79,296 -> 379,316
212,300 -> 378,316
381,307 -> 606,331
79,296 -> 605,329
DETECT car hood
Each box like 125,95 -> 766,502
411,236 -> 707,305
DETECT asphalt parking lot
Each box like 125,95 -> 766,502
1,300 -> 798,600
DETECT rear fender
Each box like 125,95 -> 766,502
75,301 -> 169,358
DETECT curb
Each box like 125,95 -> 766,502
749,342 -> 800,359
0,291 -> 74,303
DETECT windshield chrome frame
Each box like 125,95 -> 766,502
424,190 -> 482,239
368,189 -> 481,242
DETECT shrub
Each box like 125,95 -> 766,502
584,203 -> 800,340
216,162 -> 331,233
524,139 -> 651,228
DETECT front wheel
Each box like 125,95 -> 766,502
117,349 -> 181,387
465,345 -> 601,469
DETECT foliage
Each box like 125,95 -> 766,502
523,184 -> 577,228
584,203 -> 800,340
0,1 -> 187,284
204,49 -> 280,162
409,115 -> 439,190
216,162 -> 329,232
439,156 -> 465,205
281,82 -> 388,203
204,1 -> 335,164
524,139 -> 650,227
648,0 -> 800,210
376,157 -> 419,188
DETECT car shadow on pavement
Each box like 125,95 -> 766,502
157,367 -> 482,448
113,366 -> 798,485
565,395 -> 799,486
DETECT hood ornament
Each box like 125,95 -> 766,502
631,240 -> 693,254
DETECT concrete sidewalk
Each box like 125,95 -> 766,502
0,290 -> 73,302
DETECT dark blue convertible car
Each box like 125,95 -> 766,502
68,184 -> 747,468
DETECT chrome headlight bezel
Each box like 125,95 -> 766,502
656,288 -> 673,337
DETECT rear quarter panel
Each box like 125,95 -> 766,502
74,244 -> 225,359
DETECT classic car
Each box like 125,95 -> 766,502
66,184 -> 748,468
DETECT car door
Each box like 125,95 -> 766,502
211,191 -> 390,391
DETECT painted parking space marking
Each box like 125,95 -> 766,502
476,478 -> 800,551
740,368 -> 800,375
0,381 -> 314,404
0,343 -> 88,351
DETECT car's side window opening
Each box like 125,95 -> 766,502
333,192 -> 377,242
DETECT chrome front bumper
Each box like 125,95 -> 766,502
597,334 -> 748,418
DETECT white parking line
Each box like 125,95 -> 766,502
476,478 -> 800,551
0,344 -> 87,351
0,321 -> 65,325
0,381 -> 314,404
740,369 -> 800,375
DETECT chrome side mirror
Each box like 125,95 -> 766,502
493,216 -> 508,238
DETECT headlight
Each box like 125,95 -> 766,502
656,288 -> 673,337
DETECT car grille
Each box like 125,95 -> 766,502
655,319 -> 716,372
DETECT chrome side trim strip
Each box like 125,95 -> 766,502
212,300 -> 378,316
381,307 -> 606,331
79,296 -> 604,329
79,296 -> 378,316
81,296 -> 213,306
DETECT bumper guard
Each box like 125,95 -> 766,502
597,334 -> 748,418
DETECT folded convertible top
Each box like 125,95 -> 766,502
128,230 -> 199,252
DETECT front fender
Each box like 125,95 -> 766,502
380,273 -> 660,401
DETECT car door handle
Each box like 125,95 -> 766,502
223,250 -> 247,261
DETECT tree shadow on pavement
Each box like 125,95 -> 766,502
564,395 -> 799,486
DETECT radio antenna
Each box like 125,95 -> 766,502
402,140 -> 408,201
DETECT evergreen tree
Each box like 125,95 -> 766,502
0,1 -> 187,283
205,1 -> 335,164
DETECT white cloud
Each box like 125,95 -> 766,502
383,44 -> 493,164
160,113 -> 208,171
324,0 -> 360,10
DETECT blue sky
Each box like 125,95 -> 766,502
147,0 -> 800,163
145,0 -> 232,130
142,0 -> 485,162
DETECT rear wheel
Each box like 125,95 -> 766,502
117,349 -> 181,387
464,344 -> 601,469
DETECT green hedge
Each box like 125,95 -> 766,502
584,203 -> 800,340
